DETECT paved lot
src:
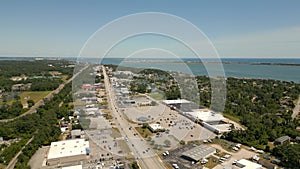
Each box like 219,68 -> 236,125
86,129 -> 126,156
147,104 -> 216,150
123,103 -> 167,123
89,117 -> 111,129
29,146 -> 48,169
210,144 -> 258,169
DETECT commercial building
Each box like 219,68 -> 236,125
62,165 -> 83,169
162,99 -> 191,105
148,123 -> 164,132
236,159 -> 262,169
134,96 -> 152,106
184,109 -> 231,134
163,99 -> 201,111
184,109 -> 225,123
181,145 -> 216,162
71,130 -> 82,139
258,159 -> 277,169
47,139 -> 90,166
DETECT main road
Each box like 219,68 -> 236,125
292,95 -> 300,119
102,66 -> 166,169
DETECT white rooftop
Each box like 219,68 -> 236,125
237,159 -> 262,169
185,109 -> 225,122
149,123 -> 164,130
62,165 -> 83,169
47,139 -> 89,160
162,99 -> 191,105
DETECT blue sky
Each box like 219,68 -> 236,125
0,0 -> 300,58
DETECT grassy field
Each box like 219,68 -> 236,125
135,127 -> 153,138
223,113 -> 247,129
148,92 -> 165,100
204,156 -> 219,169
19,91 -> 51,105
117,140 -> 131,155
61,75 -> 69,82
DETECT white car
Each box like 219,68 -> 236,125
172,163 -> 179,169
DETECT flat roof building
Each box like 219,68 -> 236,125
71,130 -> 82,139
62,165 -> 83,169
185,109 -> 225,122
236,159 -> 262,169
181,145 -> 216,162
274,136 -> 290,145
149,123 -> 164,132
162,99 -> 191,105
47,139 -> 90,166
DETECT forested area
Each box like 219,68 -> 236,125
0,83 -> 73,169
272,144 -> 300,168
0,101 -> 24,119
0,60 -> 73,91
222,78 -> 300,148
0,60 -> 74,120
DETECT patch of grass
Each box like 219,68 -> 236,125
267,142 -> 275,151
214,139 -> 235,152
19,91 -> 51,105
0,164 -> 6,169
135,127 -> 153,138
223,113 -> 240,123
164,163 -> 174,169
223,113 -> 247,129
204,156 -> 219,169
111,128 -> 122,138
148,92 -> 165,100
61,75 -> 69,82
117,140 -> 131,155
73,99 -> 85,106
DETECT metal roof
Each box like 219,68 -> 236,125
274,136 -> 290,143
181,145 -> 216,161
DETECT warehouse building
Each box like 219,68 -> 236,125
181,145 -> 216,162
236,159 -> 262,169
46,139 -> 90,166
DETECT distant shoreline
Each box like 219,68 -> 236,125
1,56 -> 300,66
1,57 -> 299,82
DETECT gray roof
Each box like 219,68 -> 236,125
137,116 -> 149,122
181,145 -> 216,161
274,136 -> 290,143
71,129 -> 82,136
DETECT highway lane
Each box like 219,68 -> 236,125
102,66 -> 166,169
292,95 -> 300,119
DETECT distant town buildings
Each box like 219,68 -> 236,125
11,83 -> 31,91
